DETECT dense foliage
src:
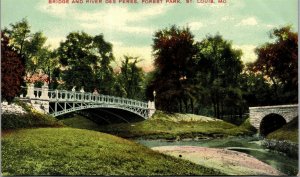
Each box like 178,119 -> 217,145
1,33 -> 25,103
250,26 -> 298,105
147,26 -> 198,112
147,26 -> 245,118
57,32 -> 115,92
3,18 -> 59,88
147,25 -> 297,119
117,56 -> 145,100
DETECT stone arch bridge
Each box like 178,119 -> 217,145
19,83 -> 156,123
249,104 -> 298,135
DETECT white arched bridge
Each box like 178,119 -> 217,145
19,83 -> 156,121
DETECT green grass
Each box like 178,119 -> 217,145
62,111 -> 255,139
266,117 -> 298,143
60,115 -> 100,130
1,127 -> 224,176
2,112 -> 64,130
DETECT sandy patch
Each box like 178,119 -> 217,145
152,146 -> 284,175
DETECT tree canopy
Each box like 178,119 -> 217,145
148,25 -> 198,112
57,32 -> 115,93
251,26 -> 298,104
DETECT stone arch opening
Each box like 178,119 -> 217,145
260,113 -> 286,136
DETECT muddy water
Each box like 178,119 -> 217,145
136,136 -> 298,176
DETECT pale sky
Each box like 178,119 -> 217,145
1,0 -> 298,71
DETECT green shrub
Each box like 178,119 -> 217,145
262,139 -> 298,159
13,99 -> 33,113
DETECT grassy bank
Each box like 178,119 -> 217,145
266,117 -> 298,143
2,112 -> 64,130
62,111 -> 256,140
2,100 -> 64,130
1,128 -> 223,176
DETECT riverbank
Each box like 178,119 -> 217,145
137,136 -> 298,176
152,146 -> 284,175
62,111 -> 256,140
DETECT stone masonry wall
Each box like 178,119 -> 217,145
249,104 -> 298,131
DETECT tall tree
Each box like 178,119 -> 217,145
251,26 -> 298,104
3,18 -> 31,56
4,19 -> 46,74
195,34 -> 244,118
117,56 -> 145,100
239,65 -> 274,107
3,19 -> 59,87
93,35 -> 116,95
1,33 -> 25,103
148,25 -> 198,112
57,32 -> 115,93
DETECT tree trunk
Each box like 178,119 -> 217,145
190,98 -> 194,114
184,98 -> 188,113
179,99 -> 182,113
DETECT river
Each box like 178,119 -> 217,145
136,136 -> 298,176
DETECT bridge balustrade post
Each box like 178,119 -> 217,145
148,100 -> 156,118
80,87 -> 85,101
40,83 -> 49,100
26,83 -> 35,99
55,90 -> 59,100
41,82 -> 50,113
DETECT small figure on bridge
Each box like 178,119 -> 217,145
93,88 -> 99,95
80,87 -> 85,93
71,86 -> 76,92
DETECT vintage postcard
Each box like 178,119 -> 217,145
1,0 -> 298,176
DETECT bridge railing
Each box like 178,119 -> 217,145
21,84 -> 149,109
48,89 -> 148,108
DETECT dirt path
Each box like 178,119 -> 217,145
152,146 -> 285,175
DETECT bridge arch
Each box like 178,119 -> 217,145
50,103 -> 149,119
77,108 -> 146,124
259,113 -> 286,136
249,104 -> 298,134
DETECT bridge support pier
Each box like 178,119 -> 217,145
148,101 -> 156,117
25,82 -> 50,114
249,105 -> 298,134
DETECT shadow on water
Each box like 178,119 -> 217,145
136,136 -> 298,176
